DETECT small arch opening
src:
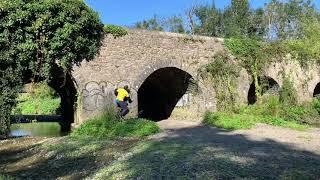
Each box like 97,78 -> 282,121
313,82 -> 320,98
11,69 -> 77,136
248,77 -> 280,105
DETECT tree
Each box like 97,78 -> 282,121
265,0 -> 316,41
135,15 -> 164,31
0,0 -> 104,135
193,4 -> 223,37
164,15 -> 185,34
224,0 -> 251,38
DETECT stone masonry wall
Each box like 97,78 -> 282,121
72,29 -> 320,124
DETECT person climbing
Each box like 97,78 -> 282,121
114,85 -> 132,117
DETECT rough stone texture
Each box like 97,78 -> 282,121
264,60 -> 320,102
72,29 -> 320,124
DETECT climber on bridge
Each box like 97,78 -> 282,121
114,85 -> 132,118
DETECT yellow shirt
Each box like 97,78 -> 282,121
116,88 -> 129,101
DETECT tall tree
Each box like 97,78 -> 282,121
164,15 -> 186,33
194,4 -> 223,37
265,0 -> 316,41
224,0 -> 251,37
0,0 -> 104,135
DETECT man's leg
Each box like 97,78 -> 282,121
119,101 -> 129,117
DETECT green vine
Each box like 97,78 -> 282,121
279,75 -> 298,106
224,38 -> 279,104
199,52 -> 240,111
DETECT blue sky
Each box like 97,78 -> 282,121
85,0 -> 320,26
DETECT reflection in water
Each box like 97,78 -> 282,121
10,123 -> 62,137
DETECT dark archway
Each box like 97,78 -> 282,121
248,77 -> 280,105
19,67 -> 77,132
313,83 -> 320,98
138,67 -> 193,121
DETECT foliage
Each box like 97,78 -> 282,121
71,109 -> 160,138
0,0 -> 103,135
13,95 -> 60,115
104,24 -> 128,38
200,52 -> 240,111
204,94 -> 320,130
265,0 -> 315,41
134,15 -> 164,31
224,38 -> 266,72
12,83 -> 60,115
164,15 -> 185,33
134,15 -> 186,33
285,17 -> 320,65
203,111 -> 255,130
225,38 -> 270,102
279,76 -> 298,106
132,0 -> 319,42
193,3 -> 265,38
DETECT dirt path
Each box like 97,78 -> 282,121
152,119 -> 320,155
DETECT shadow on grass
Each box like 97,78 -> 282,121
91,125 -> 320,179
1,125 -> 320,179
0,137 -> 139,180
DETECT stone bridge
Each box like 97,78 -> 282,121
67,29 -> 320,125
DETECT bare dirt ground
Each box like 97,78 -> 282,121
1,120 -> 320,179
154,120 -> 320,154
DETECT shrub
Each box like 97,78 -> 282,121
71,109 -> 160,138
104,24 -> 128,38
204,95 -> 312,131
279,77 -> 298,106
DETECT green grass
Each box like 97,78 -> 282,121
12,83 -> 60,115
0,174 -> 14,180
203,95 -> 317,131
71,110 -> 161,138
13,94 -> 60,115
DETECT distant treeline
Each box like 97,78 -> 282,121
134,0 -> 319,41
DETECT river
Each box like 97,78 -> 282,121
10,122 -> 64,137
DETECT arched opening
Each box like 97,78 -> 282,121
248,77 -> 280,105
11,82 -> 62,137
11,69 -> 77,136
138,67 -> 193,121
48,72 -> 77,132
313,82 -> 320,98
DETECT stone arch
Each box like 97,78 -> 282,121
248,76 -> 280,104
313,82 -> 320,98
137,67 -> 195,121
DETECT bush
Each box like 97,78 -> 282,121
204,110 -> 307,131
279,77 -> 298,106
204,95 -> 314,131
104,24 -> 128,38
71,109 -> 160,138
